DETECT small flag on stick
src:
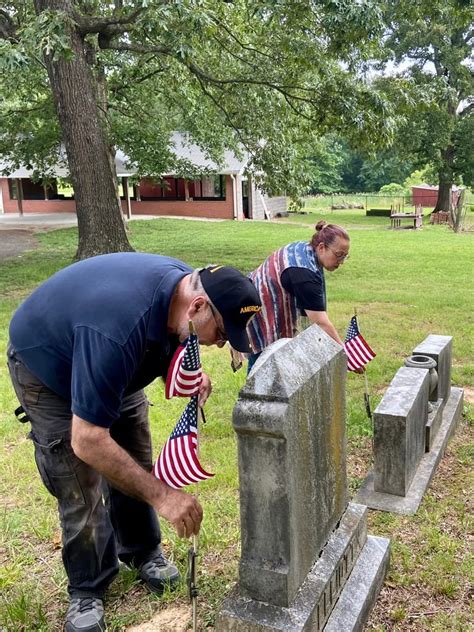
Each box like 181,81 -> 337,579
165,333 -> 202,399
344,316 -> 376,372
154,396 -> 214,489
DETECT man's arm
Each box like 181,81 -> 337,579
71,415 -> 202,538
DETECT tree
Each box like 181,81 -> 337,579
1,1 -> 134,257
381,0 -> 473,221
305,137 -> 347,194
1,1 -> 393,258
304,136 -> 414,194
356,150 -> 414,192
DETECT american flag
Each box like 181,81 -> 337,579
344,316 -> 376,372
165,333 -> 202,399
154,396 -> 214,489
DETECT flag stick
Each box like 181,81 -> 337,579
363,371 -> 372,420
191,404 -> 203,632
191,506 -> 199,631
353,308 -> 372,420
188,320 -> 199,632
354,309 -> 374,459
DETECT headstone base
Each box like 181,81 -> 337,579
355,387 -> 463,515
216,503 -> 389,632
324,535 -> 390,632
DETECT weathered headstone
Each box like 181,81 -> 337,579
356,334 -> 463,515
413,335 -> 452,449
413,334 -> 452,402
217,326 -> 389,631
373,367 -> 429,496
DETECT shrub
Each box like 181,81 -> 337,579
379,183 -> 406,195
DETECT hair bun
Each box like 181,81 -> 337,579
315,220 -> 327,232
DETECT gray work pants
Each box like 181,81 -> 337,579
7,344 -> 161,598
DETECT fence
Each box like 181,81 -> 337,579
303,193 -> 435,212
303,190 -> 473,213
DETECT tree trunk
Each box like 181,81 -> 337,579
34,0 -> 133,260
433,146 -> 454,215
433,179 -> 452,214
452,187 -> 465,233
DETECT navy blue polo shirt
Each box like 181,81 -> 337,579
9,253 -> 192,427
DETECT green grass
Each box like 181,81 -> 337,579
0,214 -> 473,630
367,423 -> 473,629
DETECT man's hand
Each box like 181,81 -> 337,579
198,372 -> 212,407
155,486 -> 203,538
71,415 -> 203,539
353,366 -> 365,374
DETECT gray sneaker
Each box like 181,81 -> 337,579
65,597 -> 105,632
139,551 -> 180,594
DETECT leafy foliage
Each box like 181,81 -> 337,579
379,182 -> 405,195
379,0 -> 473,191
305,137 -> 414,193
0,0 -> 394,197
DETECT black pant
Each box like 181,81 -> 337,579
7,345 -> 161,598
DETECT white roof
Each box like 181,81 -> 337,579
0,148 -> 69,179
167,132 -> 247,175
115,150 -> 136,178
411,183 -> 462,191
1,133 -> 248,179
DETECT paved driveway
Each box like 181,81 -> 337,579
0,229 -> 41,261
0,212 -> 78,229
0,214 -> 77,261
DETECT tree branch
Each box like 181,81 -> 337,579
98,39 -> 171,56
194,75 -> 253,156
463,28 -> 473,45
109,66 -> 167,96
3,103 -> 49,117
459,101 -> 473,118
0,9 -> 17,40
212,33 -> 262,71
211,16 -> 275,61
100,39 -> 324,107
180,49 -> 316,99
76,6 -> 146,36
281,92 -> 322,124
432,46 -> 446,78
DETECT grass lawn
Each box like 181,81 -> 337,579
0,212 -> 473,631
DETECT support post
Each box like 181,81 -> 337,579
135,183 -> 141,202
16,178 -> 24,216
122,176 -> 132,220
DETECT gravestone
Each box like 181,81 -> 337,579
356,334 -> 463,515
413,335 -> 452,449
373,367 -> 429,496
217,326 -> 389,631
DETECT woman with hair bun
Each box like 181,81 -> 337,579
247,220 -> 361,372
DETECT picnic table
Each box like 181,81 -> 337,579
390,206 -> 423,229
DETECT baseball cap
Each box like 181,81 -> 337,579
199,265 -> 261,352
